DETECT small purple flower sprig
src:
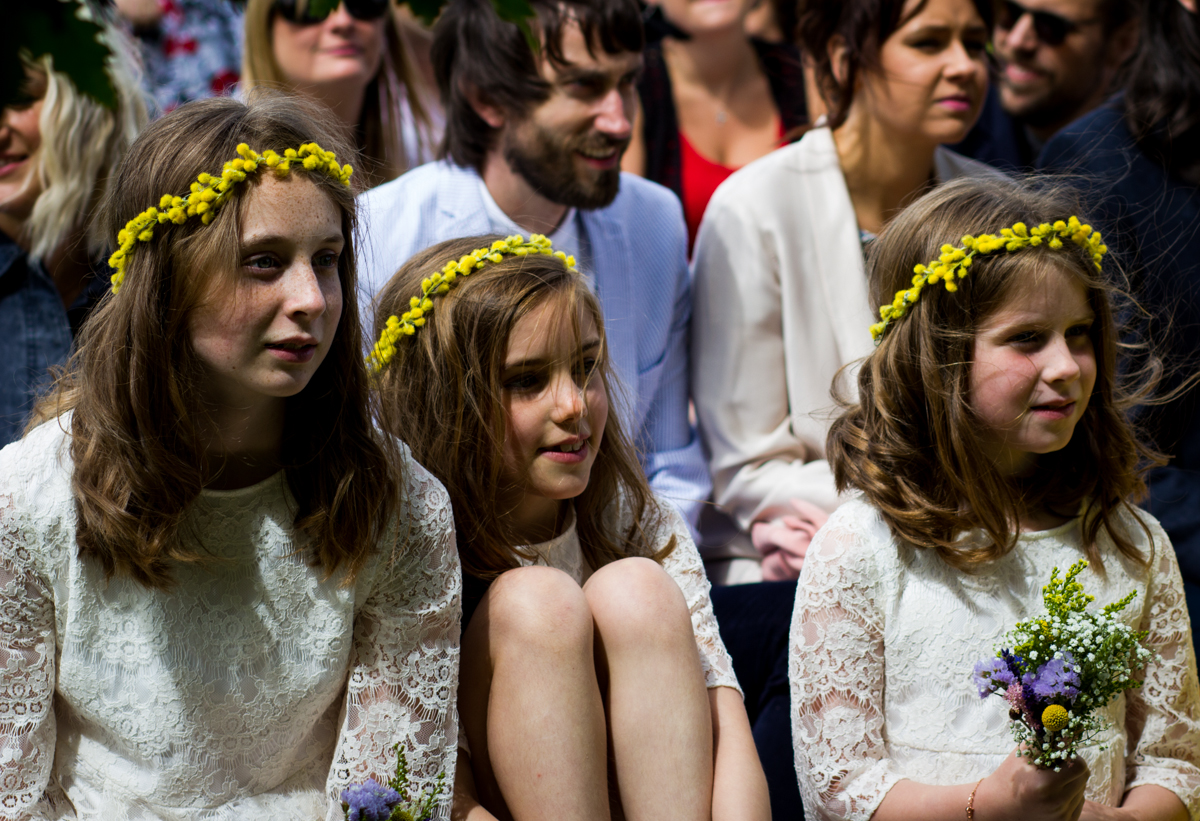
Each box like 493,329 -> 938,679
972,560 -> 1153,770
341,743 -> 446,821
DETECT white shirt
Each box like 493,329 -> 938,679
0,420 -> 461,820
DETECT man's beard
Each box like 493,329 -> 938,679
503,121 -> 626,210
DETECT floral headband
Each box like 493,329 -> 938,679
870,217 -> 1108,343
107,142 -> 353,294
368,234 -> 578,374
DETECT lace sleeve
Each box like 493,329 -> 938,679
1123,519 -> 1200,814
789,512 -> 901,821
0,491 -> 66,819
656,504 -> 740,693
325,462 -> 462,821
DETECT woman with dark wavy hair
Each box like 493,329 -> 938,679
0,93 -> 459,818
1039,0 -> 1200,655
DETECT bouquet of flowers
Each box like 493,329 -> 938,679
341,744 -> 446,821
972,559 -> 1153,770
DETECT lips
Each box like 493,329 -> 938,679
1031,400 -> 1076,420
0,155 -> 28,178
1003,63 -> 1046,87
937,95 -> 974,113
539,435 -> 591,463
265,338 -> 319,363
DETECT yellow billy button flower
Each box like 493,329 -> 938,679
1041,704 -> 1070,732
367,235 -> 581,375
107,141 -> 353,295
869,216 -> 1109,344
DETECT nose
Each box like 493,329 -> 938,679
550,370 -> 587,425
944,38 -> 981,81
1043,335 -> 1083,383
284,262 -> 330,320
326,3 -> 355,29
594,87 -> 633,142
1003,11 -> 1040,53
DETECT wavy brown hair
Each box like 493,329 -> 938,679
827,176 -> 1163,571
373,235 -> 673,579
30,92 -> 401,589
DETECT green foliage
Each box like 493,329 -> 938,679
2,0 -> 117,110
977,559 -> 1154,770
385,743 -> 445,821
5,0 -> 540,114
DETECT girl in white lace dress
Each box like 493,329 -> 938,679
0,94 -> 460,820
790,176 -> 1200,821
370,235 -> 769,821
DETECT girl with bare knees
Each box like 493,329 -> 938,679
371,235 -> 770,821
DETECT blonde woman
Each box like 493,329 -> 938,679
243,0 -> 439,187
0,24 -> 146,446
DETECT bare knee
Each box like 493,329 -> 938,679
583,557 -> 691,645
477,565 -> 593,658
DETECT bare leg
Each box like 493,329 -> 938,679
458,566 -> 611,821
584,557 -> 714,821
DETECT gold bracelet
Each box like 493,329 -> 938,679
966,779 -> 984,820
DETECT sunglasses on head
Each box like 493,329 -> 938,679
274,0 -> 388,25
996,0 -> 1099,46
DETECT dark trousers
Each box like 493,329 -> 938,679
710,580 -> 804,820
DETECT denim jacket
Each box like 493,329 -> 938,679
0,233 -> 73,447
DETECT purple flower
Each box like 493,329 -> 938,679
973,656 -> 1017,698
341,778 -> 400,821
1023,654 -> 1080,701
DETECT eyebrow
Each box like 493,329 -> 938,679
905,22 -> 989,34
504,339 -> 602,369
241,233 -> 344,247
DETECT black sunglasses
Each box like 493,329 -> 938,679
996,0 -> 1100,46
274,0 -> 388,25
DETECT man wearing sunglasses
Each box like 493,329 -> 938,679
957,0 -> 1136,169
356,0 -> 711,534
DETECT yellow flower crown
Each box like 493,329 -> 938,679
869,217 -> 1108,343
107,142 -> 353,294
368,234 -> 578,374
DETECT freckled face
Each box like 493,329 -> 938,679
969,265 -> 1098,476
188,174 -> 344,414
499,296 -> 609,533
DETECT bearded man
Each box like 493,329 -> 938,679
356,0 -> 709,531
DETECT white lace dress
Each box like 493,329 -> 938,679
0,420 -> 461,821
514,504 -> 740,694
790,498 -> 1200,821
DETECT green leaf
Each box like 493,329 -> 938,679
397,0 -> 537,51
2,0 -> 118,110
307,0 -> 341,17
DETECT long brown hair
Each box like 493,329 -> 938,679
31,93 -> 401,589
827,176 -> 1162,571
373,235 -> 674,579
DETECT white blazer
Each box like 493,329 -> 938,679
691,127 -> 1000,550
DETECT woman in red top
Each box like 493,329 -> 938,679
623,0 -> 807,252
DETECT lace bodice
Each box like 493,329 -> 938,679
0,420 -> 461,820
790,498 -> 1200,821
516,504 -> 740,694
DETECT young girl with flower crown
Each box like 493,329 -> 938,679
790,175 -> 1200,821
369,234 -> 770,821
0,93 -> 460,820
